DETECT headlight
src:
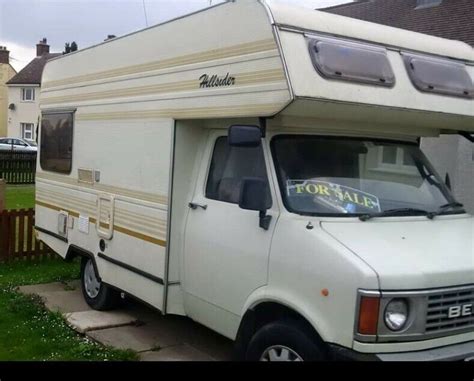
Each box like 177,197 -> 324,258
384,298 -> 408,331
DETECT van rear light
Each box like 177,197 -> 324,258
358,295 -> 380,335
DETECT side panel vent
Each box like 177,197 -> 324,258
78,168 -> 94,185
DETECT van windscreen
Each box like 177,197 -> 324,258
271,135 -> 460,218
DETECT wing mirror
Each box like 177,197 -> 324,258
228,125 -> 262,147
239,177 -> 272,230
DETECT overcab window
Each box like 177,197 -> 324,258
40,111 -> 74,174
307,35 -> 395,87
402,52 -> 474,99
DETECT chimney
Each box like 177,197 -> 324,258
0,46 -> 10,64
36,38 -> 50,56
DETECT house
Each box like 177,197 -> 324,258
323,0 -> 474,213
0,47 -> 17,137
6,39 -> 61,142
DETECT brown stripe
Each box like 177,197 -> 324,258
36,172 -> 168,205
41,68 -> 286,105
75,102 -> 284,121
42,39 -> 277,89
37,200 -> 80,218
36,201 -> 166,247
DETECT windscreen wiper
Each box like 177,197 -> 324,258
459,132 -> 474,143
426,202 -> 465,218
359,208 -> 431,221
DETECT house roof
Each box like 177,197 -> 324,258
322,0 -> 474,47
6,53 -> 61,85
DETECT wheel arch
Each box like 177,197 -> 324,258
235,297 -> 327,360
66,245 -> 101,281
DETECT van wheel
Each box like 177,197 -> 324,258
80,257 -> 120,311
245,320 -> 326,361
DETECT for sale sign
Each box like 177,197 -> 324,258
286,179 -> 381,214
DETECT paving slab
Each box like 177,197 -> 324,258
140,316 -> 234,360
86,312 -> 233,359
182,326 -> 234,361
65,279 -> 81,290
42,290 -> 92,313
139,344 -> 215,361
18,282 -> 67,295
86,325 -> 165,352
65,310 -> 138,333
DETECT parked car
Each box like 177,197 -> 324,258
0,138 -> 37,152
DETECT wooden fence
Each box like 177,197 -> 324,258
0,151 -> 37,184
0,209 -> 56,262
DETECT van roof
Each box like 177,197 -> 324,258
47,0 -> 474,65
265,1 -> 474,63
40,0 -> 473,133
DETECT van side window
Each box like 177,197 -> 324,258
40,112 -> 74,174
206,136 -> 270,205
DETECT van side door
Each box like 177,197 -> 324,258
183,131 -> 278,335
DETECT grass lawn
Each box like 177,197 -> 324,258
5,185 -> 35,210
0,260 -> 138,361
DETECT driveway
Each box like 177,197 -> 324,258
18,281 -> 234,361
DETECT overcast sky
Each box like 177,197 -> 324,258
0,0 -> 350,71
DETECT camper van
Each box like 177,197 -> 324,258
35,0 -> 474,361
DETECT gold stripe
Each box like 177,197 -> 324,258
36,172 -> 168,205
76,103 -> 284,121
36,201 -> 167,247
41,69 -> 286,106
43,39 -> 278,89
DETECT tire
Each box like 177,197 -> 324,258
80,257 -> 120,311
245,319 -> 326,361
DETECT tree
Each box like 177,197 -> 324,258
63,41 -> 78,54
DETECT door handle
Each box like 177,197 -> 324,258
188,202 -> 208,210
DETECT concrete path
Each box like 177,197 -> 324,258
18,281 -> 233,361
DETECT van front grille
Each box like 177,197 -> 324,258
425,288 -> 474,334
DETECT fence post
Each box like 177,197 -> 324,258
0,179 -> 5,211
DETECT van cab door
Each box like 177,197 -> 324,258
183,130 -> 277,324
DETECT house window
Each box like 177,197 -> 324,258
378,146 -> 417,174
40,111 -> 74,174
21,88 -> 35,102
415,0 -> 443,9
21,123 -> 35,140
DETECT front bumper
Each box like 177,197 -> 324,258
329,340 -> 474,361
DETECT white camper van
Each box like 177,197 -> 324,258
35,0 -> 474,361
